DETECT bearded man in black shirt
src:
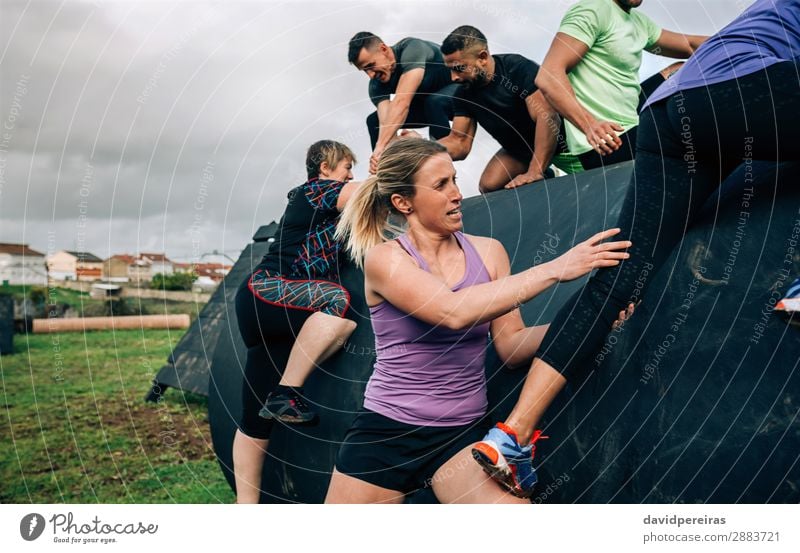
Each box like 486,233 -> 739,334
438,26 -> 567,193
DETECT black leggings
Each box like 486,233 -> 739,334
538,60 -> 800,380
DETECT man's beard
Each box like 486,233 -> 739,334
464,70 -> 491,89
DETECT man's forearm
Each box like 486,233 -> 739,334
529,108 -> 559,175
375,100 -> 411,151
537,70 -> 596,135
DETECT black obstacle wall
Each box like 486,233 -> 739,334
147,223 -> 278,401
209,161 -> 800,503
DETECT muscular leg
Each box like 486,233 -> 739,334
432,446 -> 529,504
279,311 -> 357,387
325,468 -> 405,504
478,148 -> 529,193
232,431 -> 268,504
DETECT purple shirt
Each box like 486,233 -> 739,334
364,232 -> 491,426
644,0 -> 800,108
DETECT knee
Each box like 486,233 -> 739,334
478,174 -> 505,194
331,316 -> 357,335
236,417 -> 273,442
477,182 -> 493,194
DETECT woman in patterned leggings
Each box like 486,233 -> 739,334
232,140 -> 361,503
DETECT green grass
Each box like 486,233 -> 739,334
0,328 -> 234,504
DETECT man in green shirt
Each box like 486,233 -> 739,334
536,0 -> 707,172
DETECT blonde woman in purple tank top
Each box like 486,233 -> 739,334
325,138 -> 632,503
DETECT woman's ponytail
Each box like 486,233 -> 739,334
335,175 -> 388,268
336,138 -> 448,268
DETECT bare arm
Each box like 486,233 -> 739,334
648,29 -> 708,59
536,32 -> 623,156
371,67 -> 425,168
506,91 -> 560,189
438,116 -> 477,161
335,180 -> 362,211
365,229 -> 631,331
485,241 -> 550,366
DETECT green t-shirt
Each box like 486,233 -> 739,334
558,0 -> 661,155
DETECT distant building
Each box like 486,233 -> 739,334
46,250 -> 103,281
128,256 -> 152,284
174,262 -> 232,283
102,255 -> 135,283
0,243 -> 47,286
105,252 -> 176,284
138,253 -> 174,278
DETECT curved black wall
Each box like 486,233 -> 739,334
210,161 -> 800,503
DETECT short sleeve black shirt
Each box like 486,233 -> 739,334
257,179 -> 346,281
452,54 -> 541,160
368,37 -> 452,106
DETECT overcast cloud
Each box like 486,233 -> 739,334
0,0 -> 740,262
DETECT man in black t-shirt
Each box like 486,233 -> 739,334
348,32 -> 459,173
439,26 -> 565,193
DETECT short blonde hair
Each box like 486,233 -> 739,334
306,140 -> 356,179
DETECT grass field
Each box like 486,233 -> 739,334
0,327 -> 234,503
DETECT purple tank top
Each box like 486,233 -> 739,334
364,232 -> 492,426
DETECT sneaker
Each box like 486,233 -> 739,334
472,423 -> 546,499
776,277 -> 800,317
258,389 -> 318,424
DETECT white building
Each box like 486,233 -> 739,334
138,253 -> 174,277
46,250 -> 104,281
0,243 -> 48,285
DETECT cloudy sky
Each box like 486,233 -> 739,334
0,0 -> 742,263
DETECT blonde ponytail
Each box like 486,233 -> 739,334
336,175 -> 390,267
335,138 -> 448,268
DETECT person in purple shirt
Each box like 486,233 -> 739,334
324,138 -> 633,503
473,0 -> 800,498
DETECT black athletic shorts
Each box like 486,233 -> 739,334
334,408 -> 489,494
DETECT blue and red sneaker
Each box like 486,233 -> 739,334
776,277 -> 800,319
472,423 -> 547,499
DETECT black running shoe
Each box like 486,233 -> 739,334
259,390 -> 318,424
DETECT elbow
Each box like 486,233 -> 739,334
452,143 -> 470,161
441,310 -> 470,331
535,73 -> 552,96
494,347 -> 525,369
443,317 -> 468,332
443,137 -> 469,161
